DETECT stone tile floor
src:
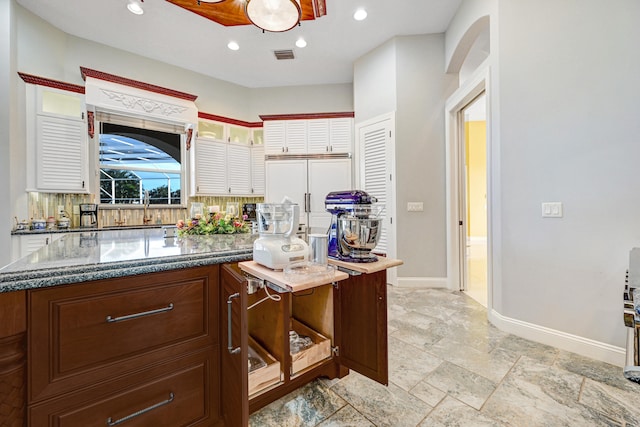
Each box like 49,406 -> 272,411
249,287 -> 640,426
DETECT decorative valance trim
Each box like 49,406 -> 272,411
259,111 -> 354,121
80,67 -> 198,102
198,112 -> 262,128
17,72 -> 85,94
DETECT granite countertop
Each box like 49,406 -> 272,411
0,229 -> 257,293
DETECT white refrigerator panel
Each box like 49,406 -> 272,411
307,159 -> 353,231
265,160 -> 309,224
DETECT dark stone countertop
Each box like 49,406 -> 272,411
0,228 -> 257,293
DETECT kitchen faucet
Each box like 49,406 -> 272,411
143,190 -> 152,225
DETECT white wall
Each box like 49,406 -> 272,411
395,35 -> 457,278
15,4 -> 353,123
249,84 -> 353,119
354,35 -> 457,280
496,0 -> 640,350
353,38 -> 397,123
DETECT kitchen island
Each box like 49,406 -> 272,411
0,229 -> 255,427
0,229 -> 400,427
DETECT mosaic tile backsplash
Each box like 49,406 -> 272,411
23,193 -> 263,229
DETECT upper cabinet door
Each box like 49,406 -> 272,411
251,145 -> 265,196
264,121 -> 286,155
227,144 -> 251,195
38,87 -> 84,120
306,119 -> 330,154
328,118 -> 354,153
228,125 -> 251,144
284,121 -> 307,154
334,270 -> 388,386
198,120 -> 226,142
36,115 -> 88,193
193,139 -> 227,195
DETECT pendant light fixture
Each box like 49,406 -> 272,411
245,0 -> 301,32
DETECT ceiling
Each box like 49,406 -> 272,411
16,0 -> 462,89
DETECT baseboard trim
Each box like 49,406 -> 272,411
396,277 -> 448,288
489,309 -> 626,367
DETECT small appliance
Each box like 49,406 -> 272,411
253,201 -> 309,270
325,190 -> 383,263
79,203 -> 98,228
242,203 -> 257,221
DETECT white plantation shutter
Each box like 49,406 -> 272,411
361,122 -> 392,255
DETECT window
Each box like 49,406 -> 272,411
98,121 -> 183,205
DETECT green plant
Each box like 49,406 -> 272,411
176,213 -> 249,235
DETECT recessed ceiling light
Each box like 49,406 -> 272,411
127,1 -> 144,15
228,41 -> 240,51
353,8 -> 367,21
295,38 -> 307,48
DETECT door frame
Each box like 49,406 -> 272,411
445,66 -> 493,308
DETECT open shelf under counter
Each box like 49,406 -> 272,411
238,261 -> 349,292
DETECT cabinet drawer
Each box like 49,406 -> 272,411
29,266 -> 219,402
58,280 -> 206,372
29,350 -> 219,427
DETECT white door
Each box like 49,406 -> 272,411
307,158 -> 353,232
265,159 -> 308,225
358,116 -> 395,258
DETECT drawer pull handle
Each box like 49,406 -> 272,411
106,303 -> 174,323
227,293 -> 241,354
107,392 -> 174,426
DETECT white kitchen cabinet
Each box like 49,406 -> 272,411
263,120 -> 307,155
329,118 -> 354,153
265,158 -> 352,230
251,144 -> 265,195
191,138 -> 259,196
306,118 -> 353,154
198,119 -> 251,145
25,85 -> 89,193
192,138 -> 227,195
227,144 -> 251,195
192,120 -> 263,196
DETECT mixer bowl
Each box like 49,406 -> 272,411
337,216 -> 382,258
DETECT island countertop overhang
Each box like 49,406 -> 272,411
1,229 -> 257,293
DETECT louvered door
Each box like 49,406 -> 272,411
36,116 -> 87,193
194,139 -> 227,195
359,118 -> 394,256
250,144 -> 265,195
227,144 -> 251,195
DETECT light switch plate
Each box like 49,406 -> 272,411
407,202 -> 424,212
541,202 -> 563,218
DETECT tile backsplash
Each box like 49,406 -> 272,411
24,193 -> 263,229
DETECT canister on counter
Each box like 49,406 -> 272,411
308,233 -> 328,265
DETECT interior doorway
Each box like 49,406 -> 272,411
458,93 -> 487,306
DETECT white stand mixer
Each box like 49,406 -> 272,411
253,201 -> 309,270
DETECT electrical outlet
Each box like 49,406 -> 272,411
58,205 -> 65,216
541,202 -> 563,218
407,202 -> 424,212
